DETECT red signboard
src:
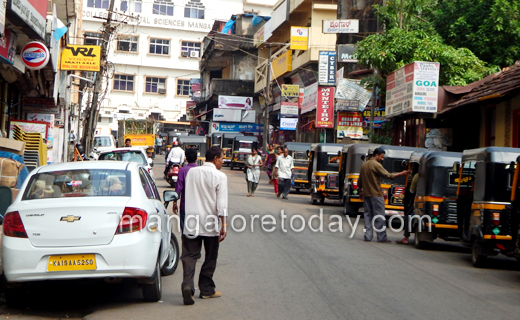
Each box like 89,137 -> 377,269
316,87 -> 334,128
338,112 -> 363,127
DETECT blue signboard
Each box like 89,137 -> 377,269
211,122 -> 264,133
318,51 -> 337,86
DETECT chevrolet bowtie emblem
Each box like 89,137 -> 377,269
60,215 -> 81,223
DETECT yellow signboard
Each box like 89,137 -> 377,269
272,50 -> 292,79
282,84 -> 299,97
60,45 -> 101,71
290,27 -> 309,50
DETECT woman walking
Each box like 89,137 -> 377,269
246,148 -> 263,197
265,144 -> 275,182
270,146 -> 283,196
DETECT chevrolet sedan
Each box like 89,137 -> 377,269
2,161 -> 179,306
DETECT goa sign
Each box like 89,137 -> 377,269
21,42 -> 50,70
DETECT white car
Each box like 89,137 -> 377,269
97,147 -> 154,178
2,161 -> 179,306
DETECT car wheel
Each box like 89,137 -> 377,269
471,240 -> 487,268
414,226 -> 426,249
142,260 -> 162,302
161,233 -> 180,276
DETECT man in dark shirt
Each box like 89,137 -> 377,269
173,148 -> 198,232
358,147 -> 409,242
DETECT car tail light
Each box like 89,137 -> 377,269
3,211 -> 28,238
492,212 -> 500,226
116,207 -> 148,234
352,179 -> 358,189
432,204 -> 439,216
319,177 -> 325,185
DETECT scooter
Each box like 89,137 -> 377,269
166,163 -> 181,188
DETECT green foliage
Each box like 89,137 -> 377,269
124,120 -> 154,134
368,121 -> 393,145
427,0 -> 520,68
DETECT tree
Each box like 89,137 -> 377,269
427,0 -> 520,68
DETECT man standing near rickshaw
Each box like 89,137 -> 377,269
358,148 -> 410,242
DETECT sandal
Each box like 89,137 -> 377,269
396,238 -> 409,245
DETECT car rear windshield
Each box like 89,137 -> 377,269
22,169 -> 131,200
99,150 -> 146,165
93,137 -> 113,147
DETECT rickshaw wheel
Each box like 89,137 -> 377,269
312,198 -> 317,205
414,226 -> 426,249
471,240 -> 487,268
320,196 -> 325,204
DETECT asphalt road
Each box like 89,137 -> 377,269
1,159 -> 520,319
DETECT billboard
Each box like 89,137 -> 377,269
316,87 -> 334,128
337,111 -> 363,139
61,45 -> 101,71
335,79 -> 372,112
218,96 -> 253,110
318,51 -> 337,86
385,61 -> 440,117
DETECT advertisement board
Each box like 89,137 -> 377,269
272,50 -> 292,79
218,95 -> 253,110
290,26 -> 308,50
9,119 -> 48,139
335,79 -> 372,111
0,29 -> 16,65
210,122 -> 263,133
337,111 -> 363,139
301,83 -> 318,114
280,102 -> 298,117
281,84 -> 299,97
318,51 -> 337,86
338,44 -> 358,62
336,99 -> 360,112
280,118 -> 298,131
316,87 -> 335,128
385,61 -> 440,117
212,108 -> 242,122
322,20 -> 359,34
9,0 -> 46,39
61,45 -> 101,71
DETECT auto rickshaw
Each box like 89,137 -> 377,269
456,147 -> 520,267
309,143 -> 344,205
208,132 -> 222,148
178,135 -> 207,166
412,151 -> 462,249
284,142 -> 312,192
230,135 -> 258,170
339,143 -> 378,215
221,133 -> 244,165
367,145 -> 426,217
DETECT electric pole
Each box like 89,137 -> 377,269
263,46 -> 272,152
82,0 -> 116,154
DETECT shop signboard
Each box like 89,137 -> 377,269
218,95 -> 253,110
60,44 -> 101,71
0,29 -> 17,65
335,78 -> 372,111
280,102 -> 298,117
316,87 -> 334,128
9,0 -> 46,39
21,41 -> 49,70
318,51 -> 337,86
290,26 -> 308,50
280,118 -> 298,131
210,122 -> 264,133
9,119 -> 48,139
23,98 -> 59,114
336,99 -> 360,112
337,44 -> 358,62
322,19 -> 359,34
337,111 -> 363,139
386,61 -> 440,117
301,82 -> 318,114
272,50 -> 292,79
281,84 -> 299,97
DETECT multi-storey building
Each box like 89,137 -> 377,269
81,0 -> 268,136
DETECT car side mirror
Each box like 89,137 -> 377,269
453,162 -> 460,173
147,158 -> 154,167
163,190 -> 178,202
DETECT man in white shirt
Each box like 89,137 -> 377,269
181,146 -> 228,305
69,130 -> 76,144
164,141 -> 185,178
274,147 -> 294,200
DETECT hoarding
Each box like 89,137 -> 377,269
316,87 -> 334,128
337,111 -> 363,139
335,79 -> 372,111
61,45 -> 101,71
385,61 -> 440,117
322,20 -> 359,34
290,26 -> 308,50
218,95 -> 253,110
210,122 -> 263,133
318,51 -> 337,86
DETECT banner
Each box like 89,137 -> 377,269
322,20 -> 359,34
280,102 -> 298,117
335,79 -> 372,111
298,88 -> 304,110
301,83 -> 318,114
316,87 -> 334,128
318,51 -> 337,86
280,118 -> 298,131
281,84 -> 299,97
190,79 -> 202,101
218,95 -> 253,110
61,44 -> 101,71
0,29 -> 16,65
337,111 -> 363,138
290,26 -> 308,50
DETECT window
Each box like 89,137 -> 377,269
113,74 -> 135,92
117,35 -> 138,52
87,0 -> 109,8
145,77 -> 166,93
181,41 -> 201,58
121,0 -> 142,12
177,79 -> 190,96
153,0 -> 174,16
139,168 -> 154,199
184,0 -> 205,19
84,32 -> 103,46
149,38 -> 170,55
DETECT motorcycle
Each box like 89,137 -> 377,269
166,163 -> 181,188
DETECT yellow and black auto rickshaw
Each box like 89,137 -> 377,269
230,135 -> 258,170
367,145 -> 426,217
309,143 -> 344,205
221,133 -> 244,166
456,147 -> 520,267
411,151 -> 462,249
285,142 -> 312,192
178,135 -> 207,166
339,143 -> 378,215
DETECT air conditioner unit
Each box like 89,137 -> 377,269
104,111 -> 111,114
158,88 -> 167,94
181,51 -> 189,57
189,50 -> 199,58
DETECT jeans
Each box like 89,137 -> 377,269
277,178 -> 291,198
247,181 -> 258,194
181,235 -> 220,296
363,196 -> 388,242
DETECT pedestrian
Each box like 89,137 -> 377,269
397,169 -> 419,244
358,147 -> 410,242
155,134 -> 163,156
69,130 -> 76,144
245,148 -> 263,197
270,146 -> 283,195
173,148 -> 198,232
124,138 -> 132,147
181,146 -> 228,305
264,144 -> 275,182
274,147 -> 294,200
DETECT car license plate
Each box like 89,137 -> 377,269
47,254 -> 97,272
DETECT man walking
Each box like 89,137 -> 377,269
358,147 -> 409,242
274,147 -> 294,200
173,148 -> 198,232
181,146 -> 228,305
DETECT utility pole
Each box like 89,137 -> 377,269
82,0 -> 116,155
263,45 -> 272,152
369,69 -> 378,142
